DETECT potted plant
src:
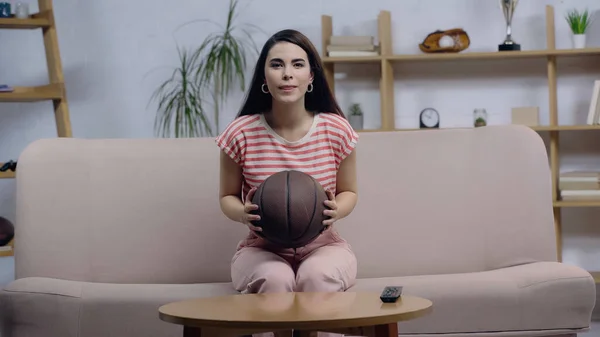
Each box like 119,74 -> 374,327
150,0 -> 260,137
565,8 -> 593,49
473,108 -> 487,127
149,46 -> 213,137
349,103 -> 364,130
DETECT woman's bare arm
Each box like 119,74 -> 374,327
333,149 -> 358,220
219,151 -> 246,224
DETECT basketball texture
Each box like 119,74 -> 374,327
251,170 -> 329,249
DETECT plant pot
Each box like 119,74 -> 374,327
572,34 -> 586,49
349,114 -> 363,130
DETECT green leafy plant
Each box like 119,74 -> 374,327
150,0 -> 261,138
565,9 -> 593,34
349,103 -> 363,116
150,46 -> 214,138
474,117 -> 487,127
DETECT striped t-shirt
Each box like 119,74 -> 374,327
215,112 -> 359,201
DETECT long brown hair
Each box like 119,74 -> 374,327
236,29 -> 345,119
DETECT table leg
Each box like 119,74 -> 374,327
296,327 -> 378,337
293,331 -> 314,337
183,326 -> 292,337
374,323 -> 398,337
183,326 -> 202,337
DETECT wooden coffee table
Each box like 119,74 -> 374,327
158,291 -> 432,337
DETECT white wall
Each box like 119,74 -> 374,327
0,0 -> 599,278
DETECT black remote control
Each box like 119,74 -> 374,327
380,286 -> 403,303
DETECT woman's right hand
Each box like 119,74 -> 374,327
242,187 -> 262,232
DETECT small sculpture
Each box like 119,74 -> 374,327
419,28 -> 470,53
0,2 -> 11,18
499,0 -> 520,51
0,160 -> 16,172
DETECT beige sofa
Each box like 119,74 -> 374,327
0,125 -> 595,337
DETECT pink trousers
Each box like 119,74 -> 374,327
231,228 -> 357,337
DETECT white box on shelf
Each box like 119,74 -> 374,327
511,107 -> 539,126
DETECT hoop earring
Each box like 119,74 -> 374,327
307,83 -> 313,93
261,84 -> 269,94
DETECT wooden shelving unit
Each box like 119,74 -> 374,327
0,0 -> 72,185
0,0 -> 72,256
321,5 -> 600,277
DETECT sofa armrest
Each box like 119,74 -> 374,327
0,278 -> 82,337
0,277 -> 238,337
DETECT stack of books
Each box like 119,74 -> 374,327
326,36 -> 379,57
559,171 -> 600,201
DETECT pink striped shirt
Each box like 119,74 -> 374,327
216,112 -> 359,201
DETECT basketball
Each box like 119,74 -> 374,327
0,217 -> 14,247
251,170 -> 329,249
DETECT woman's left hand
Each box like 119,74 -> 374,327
323,190 -> 338,227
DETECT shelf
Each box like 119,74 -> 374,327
553,200 -> 600,208
356,125 -> 600,133
0,241 -> 13,258
388,48 -> 600,62
532,125 -> 600,131
549,48 -> 600,58
0,162 -> 16,179
323,56 -> 382,64
0,83 -> 64,102
322,48 -> 600,63
388,50 -> 551,62
0,239 -> 14,258
0,171 -> 15,179
0,11 -> 51,29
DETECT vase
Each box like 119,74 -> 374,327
473,108 -> 488,127
349,114 -> 363,131
15,2 -> 29,18
572,34 -> 586,49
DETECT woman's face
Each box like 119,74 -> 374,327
263,42 -> 313,105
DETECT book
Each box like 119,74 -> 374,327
586,80 -> 600,125
330,36 -> 374,46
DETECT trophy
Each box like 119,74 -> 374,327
498,0 -> 520,51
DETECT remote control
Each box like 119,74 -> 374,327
380,286 -> 403,303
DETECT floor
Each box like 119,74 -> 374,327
583,322 -> 599,337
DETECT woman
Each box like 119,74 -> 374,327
216,29 -> 359,336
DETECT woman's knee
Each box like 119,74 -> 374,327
250,267 -> 295,293
231,248 -> 296,293
295,264 -> 344,292
295,246 -> 357,292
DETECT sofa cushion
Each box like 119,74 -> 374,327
0,262 -> 594,337
0,277 -> 238,337
349,261 -> 595,336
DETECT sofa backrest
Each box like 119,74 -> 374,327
13,125 -> 557,284
341,126 -> 557,278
